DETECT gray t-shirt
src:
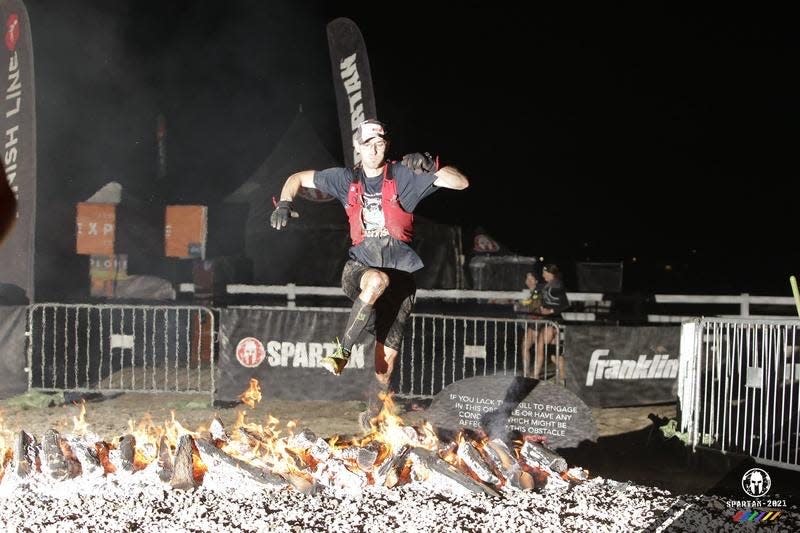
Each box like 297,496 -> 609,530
313,162 -> 438,272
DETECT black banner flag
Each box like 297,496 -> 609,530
0,0 -> 36,301
326,17 -> 377,168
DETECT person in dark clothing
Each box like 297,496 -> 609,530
270,119 -> 469,429
523,264 -> 569,382
515,270 -> 544,377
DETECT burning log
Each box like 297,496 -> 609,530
12,430 -> 38,478
374,444 -> 410,487
519,440 -> 568,473
119,434 -> 141,472
409,448 -> 500,497
209,417 -> 229,447
309,437 -> 332,463
356,446 -> 379,472
482,439 -> 523,490
194,438 -> 286,488
565,466 -> 589,483
456,441 -> 500,486
278,471 -> 317,495
94,441 -> 116,475
157,435 -> 173,482
287,428 -> 317,451
170,434 -> 206,490
63,437 -> 103,478
315,459 -> 368,495
42,429 -> 83,480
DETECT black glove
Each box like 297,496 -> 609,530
401,152 -> 438,175
270,200 -> 294,230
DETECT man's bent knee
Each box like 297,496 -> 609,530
361,270 -> 389,295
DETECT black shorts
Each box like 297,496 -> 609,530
341,260 -> 416,351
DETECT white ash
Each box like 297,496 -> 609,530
3,470 -> 798,532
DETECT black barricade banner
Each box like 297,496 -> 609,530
564,325 -> 681,407
0,0 -> 35,300
326,17 -> 377,168
217,307 -> 376,403
0,305 -> 27,397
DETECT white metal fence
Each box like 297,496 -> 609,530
678,317 -> 800,471
397,313 -> 564,397
27,304 -> 215,399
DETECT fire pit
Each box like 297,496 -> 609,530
0,385 -> 797,531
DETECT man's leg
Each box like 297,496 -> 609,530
360,341 -> 397,431
536,325 -> 557,380
359,270 -> 415,432
521,326 -> 537,378
321,267 -> 389,375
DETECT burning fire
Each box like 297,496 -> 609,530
0,379 -> 589,494
238,378 -> 262,408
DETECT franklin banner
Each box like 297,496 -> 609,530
565,325 -> 681,407
217,307 -> 376,403
0,0 -> 35,301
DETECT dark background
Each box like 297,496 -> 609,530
21,0 -> 798,298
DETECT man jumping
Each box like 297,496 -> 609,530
270,119 -> 469,427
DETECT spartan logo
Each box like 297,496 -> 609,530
236,337 -> 266,368
741,467 -> 771,498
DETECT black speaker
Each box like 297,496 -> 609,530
576,262 -> 623,293
468,255 -> 538,291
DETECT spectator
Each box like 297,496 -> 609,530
517,264 -> 569,383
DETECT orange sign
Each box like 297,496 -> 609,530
76,203 -> 116,255
165,205 -> 207,258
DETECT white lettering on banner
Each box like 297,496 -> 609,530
265,340 -> 365,369
339,52 -> 365,166
4,50 -> 22,204
585,349 -> 678,386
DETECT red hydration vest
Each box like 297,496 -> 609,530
345,164 -> 414,245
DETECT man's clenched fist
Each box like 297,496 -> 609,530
401,152 -> 438,175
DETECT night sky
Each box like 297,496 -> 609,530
21,1 -> 798,297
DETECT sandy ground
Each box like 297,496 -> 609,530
0,390 -> 675,446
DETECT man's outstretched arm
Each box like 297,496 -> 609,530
277,170 -> 316,202
433,166 -> 469,190
270,170 -> 316,229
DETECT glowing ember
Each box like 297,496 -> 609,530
238,378 -> 262,408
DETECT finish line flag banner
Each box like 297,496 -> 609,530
0,0 -> 36,301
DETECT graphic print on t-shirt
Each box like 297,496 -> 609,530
361,191 -> 386,235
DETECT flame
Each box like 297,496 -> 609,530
418,421 -> 439,450
360,392 -> 416,454
221,410 -> 308,478
238,378 -> 262,408
72,400 -> 89,435
165,411 -> 199,445
0,412 -> 12,481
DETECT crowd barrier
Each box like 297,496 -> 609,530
679,317 -> 800,471
397,313 -> 562,397
26,303 -> 215,400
